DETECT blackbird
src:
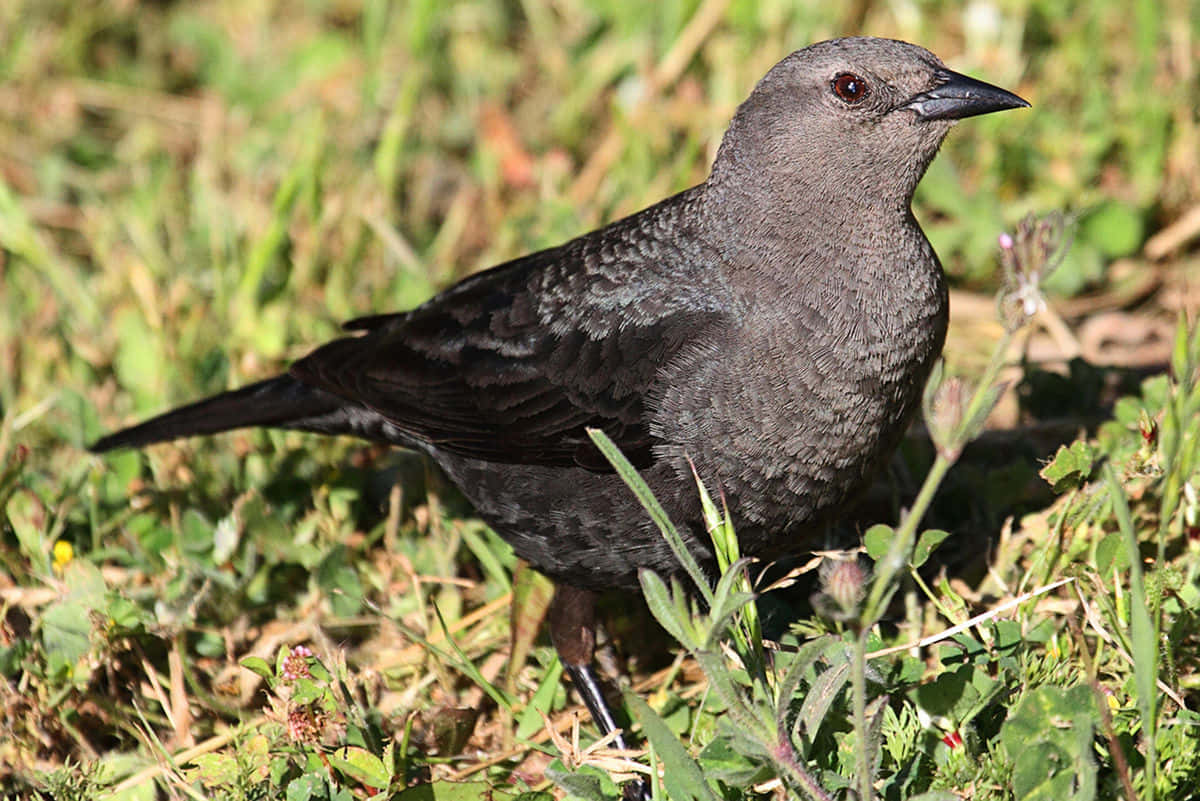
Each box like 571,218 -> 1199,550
92,36 -> 1028,785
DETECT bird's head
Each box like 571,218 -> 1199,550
708,37 -> 1029,214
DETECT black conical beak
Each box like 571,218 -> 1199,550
905,69 -> 1029,121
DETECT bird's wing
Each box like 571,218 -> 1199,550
290,194 -> 729,470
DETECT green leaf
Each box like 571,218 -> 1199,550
863,524 -> 895,560
1171,313 -> 1192,387
704,589 -> 757,651
41,597 -> 93,679
693,650 -> 771,740
41,560 -> 107,682
911,529 -> 952,568
184,752 -> 239,788
291,677 -> 326,706
1040,441 -> 1096,493
240,656 -> 274,681
395,782 -> 516,800
774,635 -> 840,742
798,660 -> 850,744
328,746 -> 391,790
914,665 -> 984,721
1000,684 -> 1097,801
308,657 -> 332,683
544,763 -> 617,801
1009,735 -> 1082,799
516,656 -> 564,741
625,690 -> 719,801
697,737 -> 771,786
285,772 -> 320,801
705,556 -> 756,648
316,545 -> 364,617
104,595 -> 150,633
863,693 -> 890,780
1094,530 -> 1126,575
639,569 -> 698,650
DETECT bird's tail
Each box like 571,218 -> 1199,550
89,375 -> 344,453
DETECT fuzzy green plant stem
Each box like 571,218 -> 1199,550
854,451 -> 952,801
853,326 -> 1017,800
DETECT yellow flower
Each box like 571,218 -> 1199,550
53,540 -> 74,572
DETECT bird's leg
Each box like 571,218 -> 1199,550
548,584 -> 650,801
548,585 -> 621,743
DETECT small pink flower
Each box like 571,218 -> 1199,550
287,706 -> 321,743
281,645 -> 314,682
996,213 -> 1071,331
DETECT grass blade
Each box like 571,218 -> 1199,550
588,428 -> 714,605
1104,462 -> 1158,797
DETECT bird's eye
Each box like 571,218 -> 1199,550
831,73 -> 869,104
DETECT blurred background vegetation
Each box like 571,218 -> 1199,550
1,1 -> 1198,799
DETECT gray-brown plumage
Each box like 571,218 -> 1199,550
91,38 -> 1027,784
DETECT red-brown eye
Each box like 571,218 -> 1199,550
832,73 -> 869,104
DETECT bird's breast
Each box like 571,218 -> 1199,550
651,238 -> 948,543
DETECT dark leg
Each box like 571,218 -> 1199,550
548,584 -> 651,801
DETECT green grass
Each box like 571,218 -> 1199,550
2,1 -> 1199,799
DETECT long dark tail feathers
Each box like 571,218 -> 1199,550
89,376 -> 344,453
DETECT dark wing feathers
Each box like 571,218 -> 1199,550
292,191 -> 729,470
291,311 -> 670,469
